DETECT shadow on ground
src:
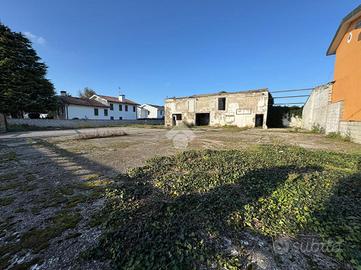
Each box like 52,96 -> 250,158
93,164 -> 346,270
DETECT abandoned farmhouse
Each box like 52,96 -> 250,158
165,89 -> 270,128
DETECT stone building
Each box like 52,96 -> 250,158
165,89 -> 270,128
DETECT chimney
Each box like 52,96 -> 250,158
60,91 -> 67,96
119,94 -> 125,102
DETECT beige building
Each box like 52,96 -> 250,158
165,89 -> 270,128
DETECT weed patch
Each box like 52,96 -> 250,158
0,172 -> 17,181
0,151 -> 17,162
91,145 -> 361,269
0,196 -> 15,206
326,132 -> 351,142
20,210 -> 81,253
311,124 -> 325,134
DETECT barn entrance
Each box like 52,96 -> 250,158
255,114 -> 264,127
195,113 -> 210,126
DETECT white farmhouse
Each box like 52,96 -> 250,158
90,94 -> 139,120
137,104 -> 164,119
57,91 -> 139,120
58,92 -> 110,120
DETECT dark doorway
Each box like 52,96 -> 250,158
196,113 -> 210,126
172,114 -> 182,126
255,114 -> 264,127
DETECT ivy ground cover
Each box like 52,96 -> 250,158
91,145 -> 361,269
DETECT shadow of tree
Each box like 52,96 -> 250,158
8,138 -> 358,269
96,165 -> 323,269
309,167 -> 361,268
0,137 -> 124,269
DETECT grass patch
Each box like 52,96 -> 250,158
120,123 -> 165,129
20,210 -> 81,253
7,124 -> 63,132
0,210 -> 81,266
0,182 -> 18,191
0,196 -> 15,206
91,145 -> 361,269
0,172 -> 17,182
326,132 -> 351,142
203,125 -> 251,132
25,173 -> 37,182
311,124 -> 325,134
0,151 -> 17,162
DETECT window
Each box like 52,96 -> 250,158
104,109 -> 108,116
148,111 -> 150,115
174,114 -> 182,120
119,117 -> 123,120
125,105 -> 128,111
218,97 -> 226,110
110,116 -> 114,120
119,104 -> 122,111
110,103 -> 113,110
133,106 -> 136,112
94,108 -> 99,116
356,20 -> 361,29
160,110 -> 163,115
347,32 -> 353,43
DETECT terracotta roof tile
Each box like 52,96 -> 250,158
98,95 -> 139,105
59,96 -> 109,108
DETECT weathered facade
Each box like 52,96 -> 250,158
165,89 -> 270,128
302,82 -> 361,143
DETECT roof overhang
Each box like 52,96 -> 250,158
327,4 -> 361,56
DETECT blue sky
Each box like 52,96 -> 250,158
1,1 -> 359,105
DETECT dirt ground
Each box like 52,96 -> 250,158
1,126 -> 360,269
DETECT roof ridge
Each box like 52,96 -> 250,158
166,88 -> 269,100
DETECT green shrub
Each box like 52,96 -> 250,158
326,132 -> 351,142
311,124 -> 326,134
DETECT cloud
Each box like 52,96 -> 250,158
23,31 -> 46,45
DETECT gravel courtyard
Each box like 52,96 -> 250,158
1,126 -> 360,269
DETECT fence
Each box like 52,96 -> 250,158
7,118 -> 164,129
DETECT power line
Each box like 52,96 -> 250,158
273,95 -> 310,99
270,88 -> 313,93
274,102 -> 305,105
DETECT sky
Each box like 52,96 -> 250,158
1,0 -> 360,105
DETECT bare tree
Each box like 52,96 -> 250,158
79,87 -> 96,99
